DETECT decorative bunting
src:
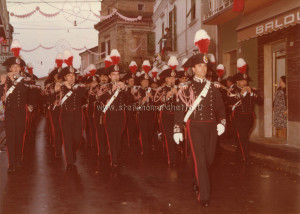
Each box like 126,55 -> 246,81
11,7 -> 142,22
92,9 -> 142,22
10,7 -> 62,18
19,44 -> 106,56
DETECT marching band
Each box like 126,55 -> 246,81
0,29 -> 263,207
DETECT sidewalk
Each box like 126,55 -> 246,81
220,136 -> 300,176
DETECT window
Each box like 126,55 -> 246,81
169,6 -> 177,51
160,22 -> 164,53
191,0 -> 196,20
187,0 -> 196,21
147,33 -> 155,56
106,40 -> 111,56
137,3 -> 144,11
101,42 -> 105,59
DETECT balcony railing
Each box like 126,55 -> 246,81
203,0 -> 233,21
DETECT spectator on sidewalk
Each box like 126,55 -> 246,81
273,76 -> 287,138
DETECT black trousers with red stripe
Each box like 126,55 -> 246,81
50,107 -> 63,156
87,104 -> 97,148
232,112 -> 254,161
126,110 -> 137,147
5,110 -> 26,167
105,110 -> 125,165
187,120 -> 217,201
138,111 -> 155,154
161,111 -> 177,164
94,109 -> 107,156
60,110 -> 83,165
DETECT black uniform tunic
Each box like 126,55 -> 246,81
175,77 -> 226,202
60,84 -> 86,165
227,86 -> 263,160
94,83 -> 108,157
86,83 -> 98,149
124,86 -> 138,148
98,83 -> 126,165
156,85 -> 178,165
137,87 -> 156,155
47,82 -> 63,157
1,77 -> 32,168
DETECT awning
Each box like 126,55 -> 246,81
236,0 -> 300,42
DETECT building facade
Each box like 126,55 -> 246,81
94,0 -> 155,69
79,46 -> 99,73
152,0 -> 217,63
202,0 -> 300,146
0,0 -> 14,74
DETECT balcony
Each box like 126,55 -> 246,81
203,0 -> 281,25
203,0 -> 235,24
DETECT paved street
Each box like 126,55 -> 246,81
0,117 -> 299,214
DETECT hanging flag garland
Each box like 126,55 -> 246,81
92,9 -> 142,22
38,7 -> 61,17
10,7 -> 62,18
20,44 -> 107,56
10,7 -> 142,22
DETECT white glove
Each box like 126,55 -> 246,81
173,133 -> 183,145
217,124 -> 225,136
28,105 -> 33,112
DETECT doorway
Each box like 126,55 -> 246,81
272,42 -> 287,138
264,40 -> 287,141
223,49 -> 237,77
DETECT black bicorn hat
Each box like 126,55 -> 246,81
121,71 -> 135,82
2,57 -> 26,69
159,68 -> 177,79
57,66 -> 77,79
106,64 -> 124,75
182,53 -> 209,68
48,68 -> 58,80
85,75 -> 100,84
135,71 -> 152,85
232,72 -> 251,82
176,69 -> 190,79
158,65 -> 177,79
96,67 -> 109,77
